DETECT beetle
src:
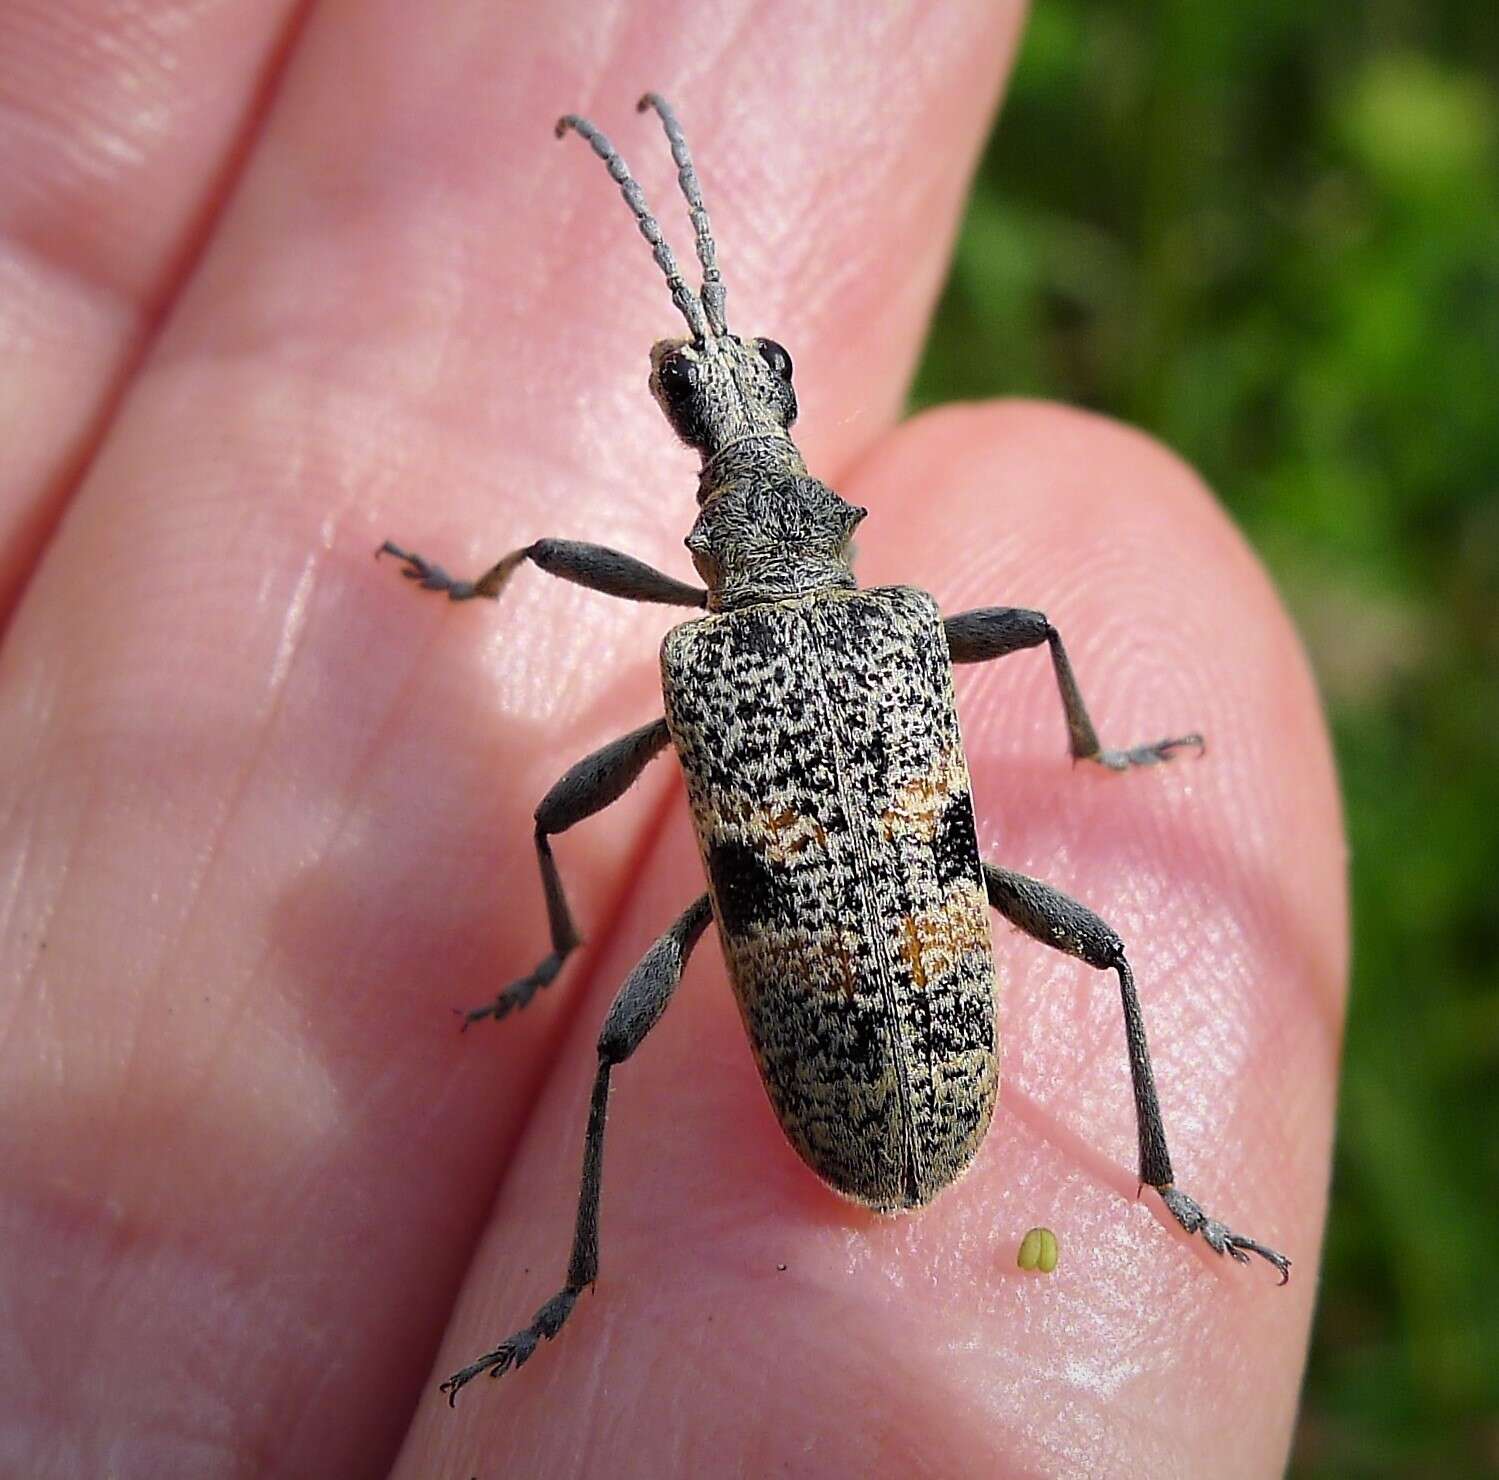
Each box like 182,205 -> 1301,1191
378,94 -> 1290,1404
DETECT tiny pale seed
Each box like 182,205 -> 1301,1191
1017,1226 -> 1059,1273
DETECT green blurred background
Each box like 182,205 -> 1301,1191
911,3 -> 1498,1475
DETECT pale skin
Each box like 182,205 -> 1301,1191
0,3 -> 1347,1476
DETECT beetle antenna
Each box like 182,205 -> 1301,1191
556,112 -> 709,341
636,93 -> 728,337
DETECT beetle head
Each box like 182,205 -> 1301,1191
559,95 -> 800,460
648,333 -> 798,455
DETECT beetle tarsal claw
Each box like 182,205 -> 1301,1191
379,543 -> 436,585
461,951 -> 566,1026
1093,732 -> 1206,770
440,1337 -> 527,1403
440,1288 -> 582,1403
1161,1186 -> 1291,1282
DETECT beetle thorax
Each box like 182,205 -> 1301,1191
687,467 -> 866,612
554,101 -> 866,616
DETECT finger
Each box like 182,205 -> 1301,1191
414,403 -> 1344,1475
0,3 -> 1024,1473
0,0 -> 307,614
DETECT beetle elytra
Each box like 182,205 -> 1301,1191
378,94 -> 1290,1404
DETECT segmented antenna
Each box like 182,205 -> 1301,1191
636,93 -> 728,337
556,113 -> 709,341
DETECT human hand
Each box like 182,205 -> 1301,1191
0,4 -> 1345,1474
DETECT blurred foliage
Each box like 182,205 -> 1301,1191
912,2 -> 1499,1474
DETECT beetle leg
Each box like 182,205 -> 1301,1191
981,862 -> 1290,1283
377,537 -> 707,608
463,718 -> 675,1026
944,607 -> 1203,770
441,894 -> 714,1403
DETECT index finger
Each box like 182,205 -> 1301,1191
0,3 -> 1027,1475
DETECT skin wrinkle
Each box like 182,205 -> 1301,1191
108,531 -> 336,1129
0,0 -> 320,628
77,505 -> 366,1214
969,800 -> 1336,1076
0,0 -> 312,297
142,513 -> 498,1175
6,767 -> 99,1065
996,1078 -> 1144,1213
0,246 -> 136,586
266,546 -> 319,693
0,799 -> 38,1000
0,227 -> 140,345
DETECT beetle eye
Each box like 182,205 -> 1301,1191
657,352 -> 696,402
756,338 -> 793,381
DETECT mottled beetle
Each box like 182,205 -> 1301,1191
379,94 -> 1290,1404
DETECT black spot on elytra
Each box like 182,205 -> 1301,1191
707,838 -> 782,937
932,791 -> 980,888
